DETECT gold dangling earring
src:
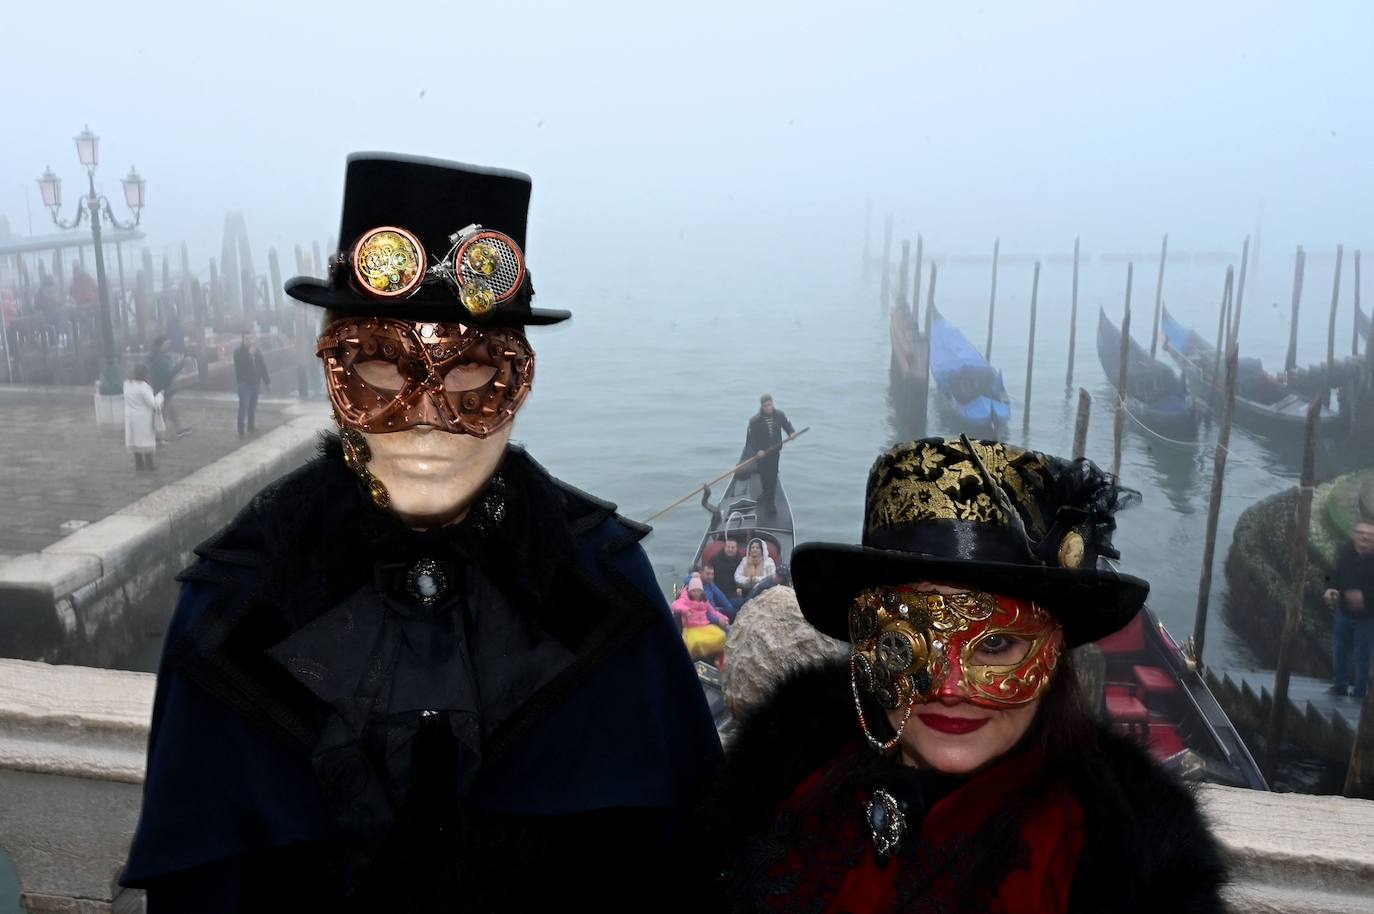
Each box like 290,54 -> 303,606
336,416 -> 391,509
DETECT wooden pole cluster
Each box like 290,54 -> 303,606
1112,265 -> 1133,479
1285,246 -> 1306,374
1263,396 -> 1324,783
1066,236 -> 1080,390
1072,387 -> 1091,460
1022,261 -> 1041,441
1193,342 -> 1240,667
1327,244 -> 1345,399
985,238 -> 999,359
1150,234 -> 1168,358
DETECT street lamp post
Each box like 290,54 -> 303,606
37,125 -> 146,396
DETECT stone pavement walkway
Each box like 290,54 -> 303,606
0,386 -> 323,559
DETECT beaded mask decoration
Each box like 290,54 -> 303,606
344,223 -> 526,318
849,584 -> 1063,753
317,317 -> 533,437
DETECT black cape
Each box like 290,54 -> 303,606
122,437 -> 722,912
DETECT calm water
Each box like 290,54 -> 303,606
521,249 -> 1356,674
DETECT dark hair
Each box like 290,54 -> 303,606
242,330 -> 253,341
152,335 -> 167,349
760,393 -> 773,405
131,364 -> 150,383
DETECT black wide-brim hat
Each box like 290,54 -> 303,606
285,153 -> 571,326
792,437 -> 1148,648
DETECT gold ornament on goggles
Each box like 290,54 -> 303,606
848,586 -> 1062,710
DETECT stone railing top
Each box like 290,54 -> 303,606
0,659 -> 154,784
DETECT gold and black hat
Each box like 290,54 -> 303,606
791,437 -> 1148,647
285,153 -> 571,327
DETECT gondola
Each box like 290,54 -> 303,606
1159,306 -> 1344,437
689,445 -> 796,581
1094,600 -> 1267,789
688,447 -> 798,740
929,307 -> 1011,438
1096,309 -> 1200,441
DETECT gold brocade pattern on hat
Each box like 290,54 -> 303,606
866,439 -> 1049,535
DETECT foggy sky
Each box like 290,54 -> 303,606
5,0 -> 1371,314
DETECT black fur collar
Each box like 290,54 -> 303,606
702,662 -> 1228,913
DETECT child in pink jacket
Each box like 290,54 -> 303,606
672,573 -> 730,660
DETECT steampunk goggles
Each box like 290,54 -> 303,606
341,223 -> 527,317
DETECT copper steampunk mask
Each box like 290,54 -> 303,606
317,317 -> 534,437
849,584 -> 1063,750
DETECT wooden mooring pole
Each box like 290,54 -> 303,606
1066,236 -> 1080,390
1353,250 -> 1362,359
912,234 -> 923,318
1263,396 -> 1324,783
1022,261 -> 1041,441
1211,269 -> 1236,413
985,238 -> 999,359
1192,342 -> 1240,667
1072,387 -> 1091,460
1285,246 -> 1306,374
1150,234 -> 1168,358
1345,649 -> 1374,797
1327,244 -> 1345,398
1230,236 -> 1251,347
1112,265 -> 1133,479
862,200 -> 872,286
897,240 -> 911,310
924,262 -> 937,339
880,214 -> 893,312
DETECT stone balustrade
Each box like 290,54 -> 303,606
0,657 -> 1372,913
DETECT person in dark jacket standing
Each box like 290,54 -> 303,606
699,437 -> 1228,913
233,330 -> 270,437
744,394 -> 796,512
1325,521 -> 1374,697
148,336 -> 190,439
122,154 -> 722,913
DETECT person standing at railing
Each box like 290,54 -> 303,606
1325,521 -> 1374,698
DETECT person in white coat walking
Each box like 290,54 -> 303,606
124,364 -> 164,471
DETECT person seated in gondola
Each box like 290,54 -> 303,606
673,573 -> 732,660
735,536 -> 776,596
711,537 -> 747,605
684,564 -> 737,621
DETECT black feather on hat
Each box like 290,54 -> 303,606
791,437 -> 1148,647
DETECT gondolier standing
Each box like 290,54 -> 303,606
745,394 -> 796,512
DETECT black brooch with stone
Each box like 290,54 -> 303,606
405,558 -> 449,607
865,788 -> 906,865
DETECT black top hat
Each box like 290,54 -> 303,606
285,153 -> 570,326
791,437 -> 1148,647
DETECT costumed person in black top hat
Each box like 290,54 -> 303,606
121,154 -> 722,912
698,437 -> 1227,913
744,393 -> 795,512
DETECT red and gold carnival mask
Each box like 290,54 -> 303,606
849,584 -> 1063,713
317,317 -> 534,437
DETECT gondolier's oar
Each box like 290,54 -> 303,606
644,427 -> 810,523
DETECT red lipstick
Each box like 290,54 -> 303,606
917,713 -> 989,734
